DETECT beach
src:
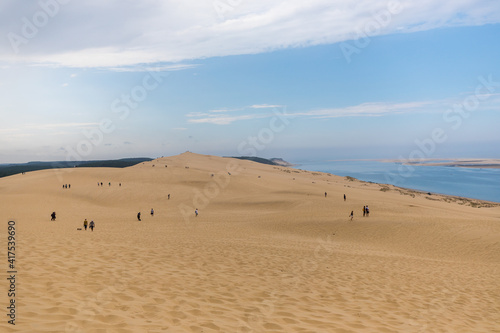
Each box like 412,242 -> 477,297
1,152 -> 499,332
297,159 -> 500,203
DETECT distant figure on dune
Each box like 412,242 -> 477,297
101,182 -> 103,186
109,182 -> 111,186
344,194 -> 346,201
137,212 -> 141,221
325,192 -> 327,198
349,211 -> 353,221
363,206 -> 366,217
151,208 -> 154,216
83,219 -> 88,230
195,209 -> 198,217
168,194 -> 170,200
68,184 -> 71,189
97,182 -> 99,186
366,206 -> 370,216
89,220 -> 95,231
119,183 -> 121,187
51,212 -> 56,221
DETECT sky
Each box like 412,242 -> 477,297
1,0 -> 499,163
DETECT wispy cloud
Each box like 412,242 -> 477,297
188,113 -> 269,125
187,93 -> 500,125
293,101 -> 435,118
187,104 -> 285,125
104,64 -> 199,73
1,1 -> 498,68
250,104 -> 284,109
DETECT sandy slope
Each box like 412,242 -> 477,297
0,152 -> 499,333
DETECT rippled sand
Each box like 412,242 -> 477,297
1,152 -> 499,332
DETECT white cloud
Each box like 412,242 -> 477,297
293,101 -> 436,118
1,0 -> 498,69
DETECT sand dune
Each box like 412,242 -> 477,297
1,152 -> 499,332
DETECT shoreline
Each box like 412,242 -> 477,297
290,160 -> 500,205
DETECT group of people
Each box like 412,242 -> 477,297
97,182 -> 121,186
349,206 -> 371,220
62,184 -> 71,189
363,205 -> 370,216
83,218 -> 95,231
50,213 -> 95,231
324,192 -> 347,201
136,206 -> 197,221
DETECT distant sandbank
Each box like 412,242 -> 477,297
380,158 -> 500,169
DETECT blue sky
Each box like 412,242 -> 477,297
1,0 -> 499,163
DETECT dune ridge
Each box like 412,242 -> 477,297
1,152 -> 499,332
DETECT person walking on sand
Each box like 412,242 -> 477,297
89,220 -> 95,231
344,194 -> 346,201
137,212 -> 141,221
168,194 -> 170,200
51,212 -> 56,221
325,192 -> 327,198
151,208 -> 154,216
349,211 -> 353,221
195,208 -> 198,217
83,219 -> 88,230
363,206 -> 366,217
366,206 -> 370,216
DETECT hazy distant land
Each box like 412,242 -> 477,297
381,158 -> 500,169
0,158 -> 153,178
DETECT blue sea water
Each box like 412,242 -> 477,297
294,160 -> 500,203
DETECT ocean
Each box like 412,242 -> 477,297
294,160 -> 500,203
